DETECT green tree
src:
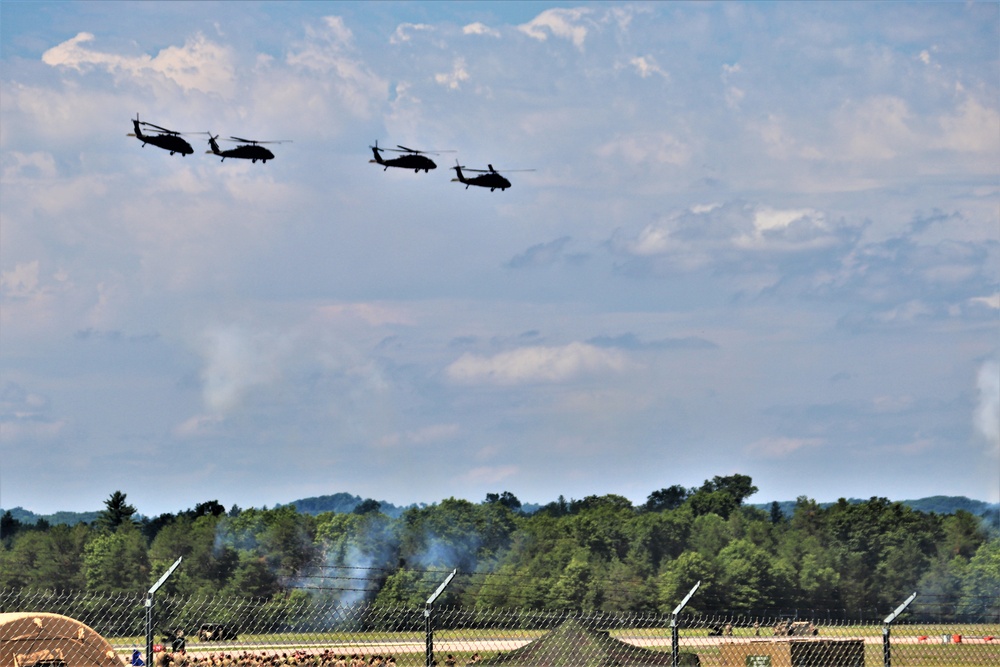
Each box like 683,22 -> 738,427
956,539 -> 1000,618
657,551 -> 718,614
715,539 -> 782,613
546,547 -> 594,609
687,475 -> 758,519
83,524 -> 150,593
222,552 -> 280,599
96,491 -> 138,532
645,485 -> 689,512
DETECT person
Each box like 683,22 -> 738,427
132,650 -> 146,666
445,656 -> 456,667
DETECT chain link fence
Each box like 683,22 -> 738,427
2,589 -> 998,667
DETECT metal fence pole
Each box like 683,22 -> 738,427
145,557 -> 182,667
670,581 -> 701,667
424,569 -> 457,667
882,592 -> 917,667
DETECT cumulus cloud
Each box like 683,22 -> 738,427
285,16 -> 388,117
936,97 -> 1000,154
612,201 -> 850,268
43,32 -> 237,95
0,383 -> 65,444
735,206 -> 831,250
974,361 -> 1000,454
446,342 -> 629,385
434,58 -> 470,90
836,95 -> 916,160
1,261 -> 42,299
596,132 -> 691,166
463,22 -> 500,38
628,55 -> 667,79
518,8 -> 592,49
2,152 -> 58,181
390,22 -> 434,44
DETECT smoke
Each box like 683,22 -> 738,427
975,360 -> 1000,456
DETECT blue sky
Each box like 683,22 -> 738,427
1,1 -> 998,517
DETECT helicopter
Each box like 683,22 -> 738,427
207,134 -> 290,163
450,161 -> 534,191
128,114 -> 195,156
369,141 -> 453,173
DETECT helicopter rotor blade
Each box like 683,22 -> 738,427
227,136 -> 291,145
139,121 -> 176,134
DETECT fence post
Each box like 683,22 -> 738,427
882,592 -> 917,667
670,581 -> 701,667
145,557 -> 182,667
424,569 -> 457,667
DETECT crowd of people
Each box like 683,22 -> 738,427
153,651 -> 400,667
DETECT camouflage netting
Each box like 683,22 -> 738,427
0,612 -> 123,667
479,619 -> 699,667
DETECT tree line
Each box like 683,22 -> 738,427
1,476 -> 997,621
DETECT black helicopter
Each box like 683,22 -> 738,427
450,161 -> 533,191
207,134 -> 290,163
128,114 -> 195,155
369,141 -> 452,173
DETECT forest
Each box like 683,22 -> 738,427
2,475 -> 998,621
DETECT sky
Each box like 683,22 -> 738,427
1,1 -> 998,518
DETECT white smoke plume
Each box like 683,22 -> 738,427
975,360 -> 1000,455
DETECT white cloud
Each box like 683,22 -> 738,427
2,152 -> 58,181
174,413 -> 226,438
518,8 -> 592,49
446,342 -> 629,385
1,261 -> 42,299
969,293 -> 1000,310
936,97 -> 1000,154
626,225 -> 672,257
435,58 -> 470,90
722,62 -> 744,109
836,95 -> 915,160
463,22 -> 500,38
628,55 -> 667,79
43,32 -> 237,96
596,132 -> 691,167
735,206 -> 833,250
285,17 -> 388,119
390,22 -> 433,44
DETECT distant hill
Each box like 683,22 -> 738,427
2,506 -> 101,526
754,496 -> 1000,527
5,494 -> 997,527
286,492 -> 413,518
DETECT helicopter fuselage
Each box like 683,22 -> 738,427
451,166 -> 511,191
132,121 -> 193,155
208,136 -> 274,163
370,148 -> 436,172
